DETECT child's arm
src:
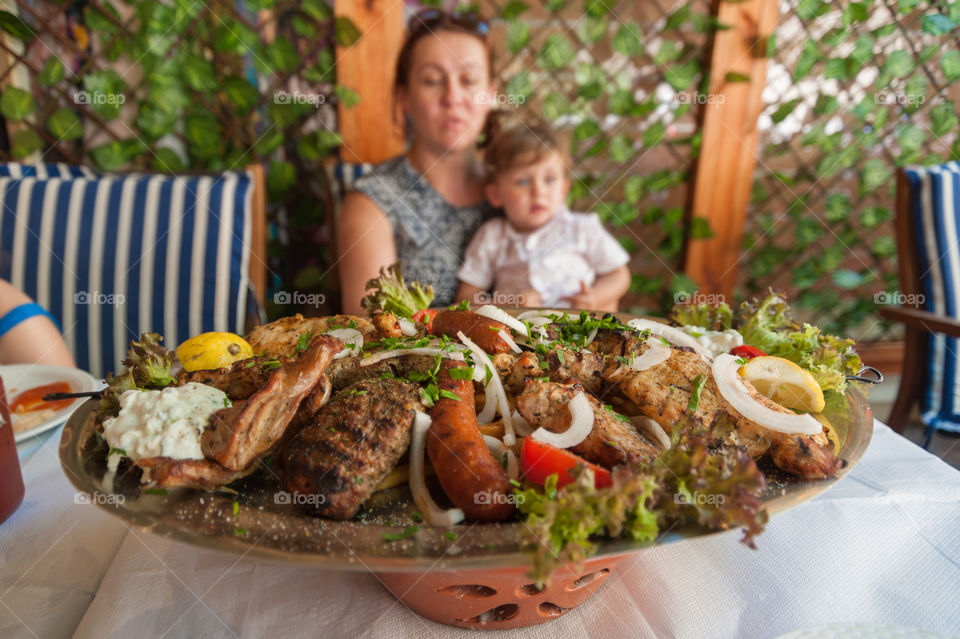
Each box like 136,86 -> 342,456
564,265 -> 630,312
455,281 -> 486,306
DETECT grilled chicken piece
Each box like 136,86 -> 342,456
515,379 -> 661,469
280,379 -> 421,520
547,347 -> 607,394
135,457 -> 256,490
201,335 -> 341,471
605,348 -> 842,479
176,356 -> 283,400
492,351 -> 541,394
246,314 -> 376,358
372,311 -> 403,339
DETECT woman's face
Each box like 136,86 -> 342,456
398,31 -> 494,154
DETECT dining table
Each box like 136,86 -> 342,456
2,415 -> 959,639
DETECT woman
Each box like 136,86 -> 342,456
337,10 -> 497,313
0,280 -> 75,367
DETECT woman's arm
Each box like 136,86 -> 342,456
564,265 -> 631,312
0,280 -> 76,367
337,192 -> 398,315
454,282 -> 485,306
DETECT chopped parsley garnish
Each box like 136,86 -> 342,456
354,476 -> 364,485
688,374 -> 707,412
232,501 -> 239,517
223,397 -> 232,408
445,532 -> 457,541
411,511 -> 423,522
439,389 -> 461,402
244,360 -> 257,368
448,366 -> 475,380
342,389 -> 368,397
556,349 -> 566,365
233,527 -> 247,536
449,300 -> 470,311
297,331 -> 312,353
262,359 -> 282,372
381,525 -> 419,541
108,447 -> 127,457
508,479 -> 522,488
604,404 -> 631,423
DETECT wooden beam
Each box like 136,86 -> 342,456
334,0 -> 405,164
685,0 -> 779,299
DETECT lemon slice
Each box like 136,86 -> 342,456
176,332 -> 254,372
738,356 -> 825,413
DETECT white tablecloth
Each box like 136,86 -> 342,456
2,420 -> 958,639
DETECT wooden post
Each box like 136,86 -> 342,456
333,0 -> 405,163
684,0 -> 779,299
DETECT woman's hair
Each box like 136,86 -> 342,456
482,111 -> 569,179
393,10 -> 493,97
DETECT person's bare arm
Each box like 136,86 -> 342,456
563,265 -> 631,312
0,280 -> 75,367
337,192 -> 398,315
455,282 -> 485,306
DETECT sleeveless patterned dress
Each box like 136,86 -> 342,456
350,155 -> 496,306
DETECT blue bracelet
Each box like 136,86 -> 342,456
0,303 -> 61,339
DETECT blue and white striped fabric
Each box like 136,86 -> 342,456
0,165 -> 254,378
0,162 -> 98,179
325,161 -> 373,224
904,161 -> 960,437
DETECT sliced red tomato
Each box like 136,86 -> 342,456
412,309 -> 438,334
729,345 -> 767,360
520,437 -> 612,489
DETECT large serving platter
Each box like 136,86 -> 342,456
58,312 -> 874,573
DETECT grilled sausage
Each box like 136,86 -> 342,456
431,310 -> 512,354
426,360 -> 515,522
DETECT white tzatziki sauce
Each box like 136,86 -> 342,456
102,382 -> 229,472
678,325 -> 744,358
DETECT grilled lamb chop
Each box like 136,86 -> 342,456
201,335 -> 341,471
135,457 -> 256,490
515,379 -> 661,469
604,348 -> 842,479
546,347 -> 607,394
246,314 -> 377,358
280,378 -> 422,520
176,356 -> 284,400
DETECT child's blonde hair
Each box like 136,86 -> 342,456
482,112 -> 569,180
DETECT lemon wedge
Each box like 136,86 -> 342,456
176,332 -> 254,372
738,355 -> 825,413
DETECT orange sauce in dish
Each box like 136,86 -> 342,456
10,382 -> 74,414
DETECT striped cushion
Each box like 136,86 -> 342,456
0,167 -> 254,377
0,162 -> 98,179
325,162 -> 373,225
904,161 -> 960,435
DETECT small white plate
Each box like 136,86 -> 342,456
1,364 -> 103,443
